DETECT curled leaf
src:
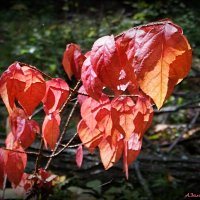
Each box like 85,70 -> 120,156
62,43 -> 85,80
42,78 -> 69,114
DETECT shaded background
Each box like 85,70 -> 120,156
0,0 -> 200,199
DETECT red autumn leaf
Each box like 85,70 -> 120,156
116,20 -> 192,109
77,119 -> 103,152
99,131 -> 123,170
80,95 -> 111,131
5,146 -> 27,187
76,145 -> 83,168
78,95 -> 112,152
133,95 -> 154,137
9,108 -> 39,148
0,62 -> 26,113
111,97 -> 136,140
9,107 -> 27,140
42,78 -> 69,114
81,56 -> 104,100
90,35 -> 123,93
16,66 -> 46,116
0,148 -> 7,189
62,43 -> 86,80
19,119 -> 40,149
42,112 -> 61,150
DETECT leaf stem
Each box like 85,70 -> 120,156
3,148 -> 39,156
34,138 -> 44,174
17,61 -> 53,79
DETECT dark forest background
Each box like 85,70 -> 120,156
0,0 -> 200,199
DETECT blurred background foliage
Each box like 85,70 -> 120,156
1,0 -> 200,75
0,0 -> 200,199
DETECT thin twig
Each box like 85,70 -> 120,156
46,133 -> 78,158
134,161 -> 153,199
44,80 -> 82,168
167,110 -> 200,152
3,147 -> 39,156
70,89 -> 140,98
155,99 -> 200,114
34,138 -> 44,173
60,80 -> 82,113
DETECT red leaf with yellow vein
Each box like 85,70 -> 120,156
0,62 -> 25,113
5,146 -> 27,187
62,43 -> 86,80
116,20 -> 192,109
16,66 -> 46,116
42,78 -> 69,114
42,112 -> 60,150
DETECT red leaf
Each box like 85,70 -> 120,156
5,146 -> 27,187
80,95 -> 111,131
90,35 -> 122,93
42,78 -> 69,114
0,62 -> 26,113
19,120 -> 39,149
42,112 -> 60,150
133,95 -> 154,137
62,43 -> 86,80
77,119 -> 103,152
99,133 -> 123,170
9,108 -> 39,148
16,66 -> 46,116
111,97 -> 136,139
81,56 -> 104,100
117,20 -> 192,109
9,108 -> 27,140
76,145 -> 83,168
0,148 -> 7,189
